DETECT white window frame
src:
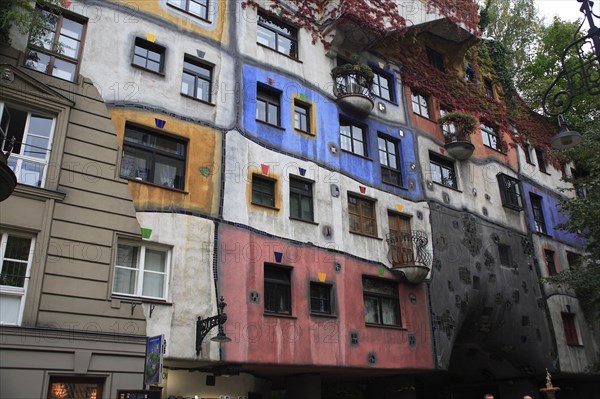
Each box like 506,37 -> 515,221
0,232 -> 35,326
112,241 -> 171,300
1,102 -> 56,188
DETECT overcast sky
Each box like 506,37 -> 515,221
534,0 -> 600,24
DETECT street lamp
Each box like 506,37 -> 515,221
195,296 -> 231,355
542,0 -> 599,149
552,115 -> 582,149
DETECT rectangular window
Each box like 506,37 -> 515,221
535,148 -> 547,173
0,232 -> 34,326
340,118 -> 366,156
429,153 -> 457,189
481,124 -> 501,151
25,8 -> 86,82
371,70 -> 392,101
132,37 -> 165,74
293,100 -> 310,132
561,312 -> 580,346
1,103 -> 55,188
484,78 -> 494,97
264,265 -> 291,315
544,249 -> 557,276
167,0 -> 209,20
426,47 -> 444,71
498,243 -> 512,267
566,251 -> 582,270
530,193 -> 547,234
48,377 -> 105,399
181,56 -> 212,103
440,108 -> 457,139
289,177 -> 313,221
363,277 -> 400,326
257,11 -> 298,58
378,135 -> 402,186
411,91 -> 429,118
252,175 -> 276,207
388,212 -> 414,266
310,282 -> 333,315
524,144 -> 534,164
497,174 -> 522,210
113,242 -> 170,300
256,84 -> 281,126
120,124 -> 187,190
348,194 -> 377,237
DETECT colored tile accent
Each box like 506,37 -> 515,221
199,166 -> 211,177
141,228 -> 152,239
274,251 -> 283,263
298,167 -> 307,176
318,272 -> 326,282
155,118 -> 166,128
396,203 -> 404,212
261,164 -> 270,175
146,32 -> 157,43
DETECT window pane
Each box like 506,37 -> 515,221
58,35 -> 80,59
25,51 -> 51,73
19,161 -> 44,187
117,245 -> 139,268
353,139 -> 364,156
267,103 -> 278,125
144,249 -> 166,272
60,18 -> 84,41
154,157 -> 184,189
142,272 -> 165,298
290,195 -> 300,218
28,115 -> 53,138
24,135 -> 50,159
256,99 -> 266,121
0,294 -> 21,324
381,298 -> 399,325
4,236 -> 31,261
301,196 -> 313,220
181,72 -> 195,96
277,36 -> 292,55
197,78 -> 210,101
364,296 -> 379,324
114,267 -> 136,294
52,58 -> 77,81
0,260 -> 27,287
257,27 -> 276,48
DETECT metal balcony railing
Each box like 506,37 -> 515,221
332,70 -> 374,99
386,230 -> 431,269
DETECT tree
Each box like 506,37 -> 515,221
479,0 -> 544,72
0,0 -> 65,46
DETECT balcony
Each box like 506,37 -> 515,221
332,67 -> 374,118
386,230 -> 431,284
444,131 -> 475,161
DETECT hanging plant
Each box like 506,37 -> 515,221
438,111 -> 479,138
331,55 -> 374,86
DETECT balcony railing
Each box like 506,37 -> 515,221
331,69 -> 374,117
386,230 -> 432,283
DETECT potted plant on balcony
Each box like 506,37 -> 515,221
438,111 -> 478,160
331,55 -> 375,117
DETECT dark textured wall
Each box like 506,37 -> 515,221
428,204 -> 556,381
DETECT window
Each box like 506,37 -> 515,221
497,174 -> 522,210
371,70 -> 393,101
465,63 -> 476,83
498,243 -> 512,267
426,47 -> 444,71
0,232 -> 34,325
411,91 -> 429,118
561,312 -> 580,346
388,213 -> 414,266
310,282 -> 333,315
181,56 -> 212,102
257,11 -> 298,58
530,193 -> 547,234
440,108 -> 457,139
48,377 -> 104,399
481,124 -> 501,151
113,242 -> 170,300
571,167 -> 588,199
362,277 -> 400,326
544,249 -> 557,276
340,118 -> 367,156
293,100 -> 310,132
378,135 -> 402,186
264,265 -> 291,315
348,194 -> 377,237
484,78 -> 494,97
429,153 -> 457,189
167,0 -> 209,20
566,251 -> 582,270
289,177 -> 313,221
535,148 -> 547,173
120,124 -> 187,190
25,8 -> 86,82
1,103 -> 55,188
252,175 -> 276,207
524,144 -> 534,164
132,37 -> 165,74
256,84 -> 281,126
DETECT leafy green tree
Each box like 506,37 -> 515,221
0,0 -> 64,45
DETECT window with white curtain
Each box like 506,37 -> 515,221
113,242 -> 170,300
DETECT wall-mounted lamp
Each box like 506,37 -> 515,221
551,115 -> 581,150
195,296 -> 231,355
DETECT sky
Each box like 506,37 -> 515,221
534,0 -> 600,24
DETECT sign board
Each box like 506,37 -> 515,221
117,390 -> 161,399
144,335 -> 164,386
